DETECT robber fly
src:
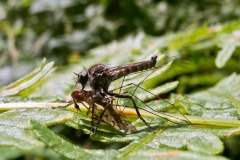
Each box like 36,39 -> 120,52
73,55 -> 158,128
75,55 -> 158,99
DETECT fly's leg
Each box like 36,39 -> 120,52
91,102 -> 111,135
107,92 -> 154,130
110,83 -> 192,124
91,94 -> 113,135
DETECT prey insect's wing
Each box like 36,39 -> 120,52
70,89 -> 136,134
89,101 -> 137,134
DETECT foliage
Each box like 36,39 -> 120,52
0,36 -> 240,159
0,1 -> 240,160
1,0 -> 240,66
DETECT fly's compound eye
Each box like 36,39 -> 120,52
80,71 -> 87,77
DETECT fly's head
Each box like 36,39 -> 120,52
151,55 -> 158,65
74,71 -> 88,89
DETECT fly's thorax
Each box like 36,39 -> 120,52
88,64 -> 107,75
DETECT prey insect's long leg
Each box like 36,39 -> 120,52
108,58 -> 190,124
113,103 -> 187,126
131,66 -> 157,96
129,94 -> 191,125
71,100 -> 81,113
58,98 -> 90,115
58,101 -> 73,109
107,92 -> 154,130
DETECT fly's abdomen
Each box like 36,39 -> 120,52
108,55 -> 157,81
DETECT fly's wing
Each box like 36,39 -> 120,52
91,102 -> 137,134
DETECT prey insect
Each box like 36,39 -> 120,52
69,89 -> 137,134
68,88 -> 189,135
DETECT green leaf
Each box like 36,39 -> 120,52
30,119 -> 119,159
0,108 -> 73,150
127,150 -> 228,160
142,60 -> 174,89
216,40 -> 236,68
119,128 -> 228,160
0,125 -> 44,150
0,108 -> 74,128
1,22 -> 240,160
154,128 -> 224,155
137,81 -> 179,101
176,73 -> 240,120
0,59 -> 55,97
0,147 -> 24,159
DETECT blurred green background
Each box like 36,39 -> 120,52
1,0 -> 239,86
0,1 -> 240,160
